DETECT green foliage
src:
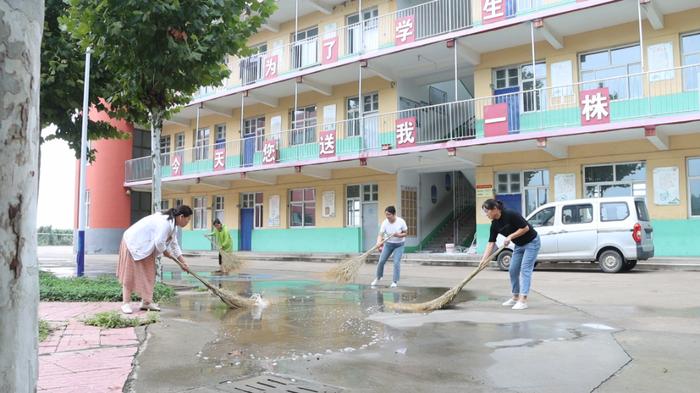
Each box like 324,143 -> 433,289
40,271 -> 175,302
84,311 -> 159,329
39,320 -> 52,342
37,226 -> 73,246
64,0 -> 277,124
41,0 -> 129,161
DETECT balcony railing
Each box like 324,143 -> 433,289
127,64 -> 700,183
193,0 -> 585,100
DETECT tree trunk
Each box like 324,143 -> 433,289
150,109 -> 163,213
0,1 -> 44,392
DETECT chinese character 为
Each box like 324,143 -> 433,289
395,19 -> 414,43
264,57 -> 277,77
263,143 -> 276,162
214,150 -> 225,168
581,92 -> 609,121
323,40 -> 336,60
320,133 -> 335,154
483,0 -> 504,20
396,121 -> 415,145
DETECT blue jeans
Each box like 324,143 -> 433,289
376,242 -> 404,283
509,235 -> 541,296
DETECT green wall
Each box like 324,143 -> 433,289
252,227 -> 362,253
182,229 -> 239,251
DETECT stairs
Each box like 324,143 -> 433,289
420,211 -> 475,253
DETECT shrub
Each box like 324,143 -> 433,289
39,320 -> 52,342
83,311 -> 159,329
40,271 -> 175,302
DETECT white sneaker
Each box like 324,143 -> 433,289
370,278 -> 380,287
121,303 -> 133,314
501,298 -> 517,307
512,302 -> 528,310
390,282 -> 398,288
139,301 -> 161,312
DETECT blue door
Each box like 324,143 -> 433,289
242,136 -> 255,167
240,208 -> 254,251
494,86 -> 520,133
498,194 -> 522,215
506,0 -> 517,18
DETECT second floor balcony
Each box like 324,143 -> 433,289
126,64 -> 700,184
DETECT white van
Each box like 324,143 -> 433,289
495,197 -> 654,273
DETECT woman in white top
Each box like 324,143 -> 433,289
371,206 -> 408,288
117,206 -> 192,314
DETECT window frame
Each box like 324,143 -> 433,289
289,188 -> 316,227
193,127 -> 210,161
600,202 -> 630,222
528,206 -> 555,227
193,196 -> 207,230
579,43 -> 642,101
346,92 -> 379,137
561,203 -> 594,225
687,157 -> 700,217
400,186 -> 418,237
583,161 -> 646,198
243,115 -> 266,151
160,135 -> 171,166
681,31 -> 700,91
213,195 -> 224,223
289,105 -> 317,146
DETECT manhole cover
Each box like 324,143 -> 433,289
217,374 -> 344,393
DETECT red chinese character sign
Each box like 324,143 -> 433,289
484,103 -> 509,137
264,55 -> 278,80
395,117 -> 417,148
482,0 -> 506,24
322,37 -> 338,65
394,16 -> 415,46
262,140 -> 278,164
579,87 -> 610,125
213,146 -> 226,171
171,152 -> 183,176
319,130 -> 336,158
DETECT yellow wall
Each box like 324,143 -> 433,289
475,133 -> 700,227
163,168 -> 397,231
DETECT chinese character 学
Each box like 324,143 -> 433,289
214,150 -> 225,169
396,120 -> 416,145
395,18 -> 414,43
581,92 -> 609,121
320,133 -> 335,155
483,0 -> 504,20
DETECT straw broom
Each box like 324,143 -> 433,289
388,245 -> 506,313
168,256 -> 255,309
205,234 -> 245,273
325,233 -> 399,283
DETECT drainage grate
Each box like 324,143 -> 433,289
216,374 -> 344,393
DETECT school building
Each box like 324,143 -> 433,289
80,0 -> 700,257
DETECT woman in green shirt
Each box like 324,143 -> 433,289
210,218 -> 233,273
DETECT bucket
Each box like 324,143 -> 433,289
445,243 -> 455,253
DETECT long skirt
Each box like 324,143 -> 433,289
116,240 -> 156,303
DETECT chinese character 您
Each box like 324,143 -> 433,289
263,141 -> 276,163
483,0 -> 504,20
395,18 -> 414,43
581,92 -> 609,121
396,120 -> 416,145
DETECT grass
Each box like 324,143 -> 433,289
83,311 -> 159,329
40,271 -> 175,302
39,320 -> 51,342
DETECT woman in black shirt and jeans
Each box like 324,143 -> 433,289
482,199 -> 541,310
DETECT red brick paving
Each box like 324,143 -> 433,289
38,302 -> 148,392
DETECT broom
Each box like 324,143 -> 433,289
325,232 -> 399,283
205,234 -> 245,273
388,245 -> 506,313
168,256 -> 255,309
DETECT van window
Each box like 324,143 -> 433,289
600,202 -> 630,222
635,200 -> 650,221
562,204 -> 593,225
529,207 -> 555,227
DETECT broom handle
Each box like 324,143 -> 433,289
167,255 -> 219,293
362,232 -> 400,257
455,245 -> 506,292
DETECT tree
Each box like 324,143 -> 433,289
41,0 -> 127,162
65,0 -> 276,212
0,1 -> 43,391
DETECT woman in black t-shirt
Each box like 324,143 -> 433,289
482,199 -> 541,310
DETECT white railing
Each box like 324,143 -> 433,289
127,64 -> 700,183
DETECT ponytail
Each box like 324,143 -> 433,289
162,205 -> 193,221
482,199 -> 504,211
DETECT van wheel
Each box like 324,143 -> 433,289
497,250 -> 512,271
598,250 -> 624,273
622,260 -> 637,271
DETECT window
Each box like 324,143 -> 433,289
160,135 -> 171,165
193,196 -> 207,229
584,162 -> 646,198
346,92 -> 379,137
255,192 -> 263,228
346,7 -> 379,54
213,196 -> 224,222
244,116 -> 265,151
580,45 -> 642,100
161,200 -> 170,210
688,158 -> 700,216
289,188 -> 315,227
681,32 -> 700,91
346,185 -> 361,227
291,26 -> 318,69
131,129 -> 150,158
494,66 -> 519,89
562,204 -> 593,225
600,202 -> 629,222
289,105 -> 317,145
635,200 -> 649,221
215,124 -> 226,144
523,170 -> 549,216
496,172 -> 521,194
174,198 -> 183,208
493,63 -> 547,112
528,207 -> 555,227
240,43 -> 267,85
175,132 -> 185,151
193,127 -> 210,161
401,186 -> 417,237
85,189 -> 90,229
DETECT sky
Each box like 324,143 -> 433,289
37,126 -> 75,229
